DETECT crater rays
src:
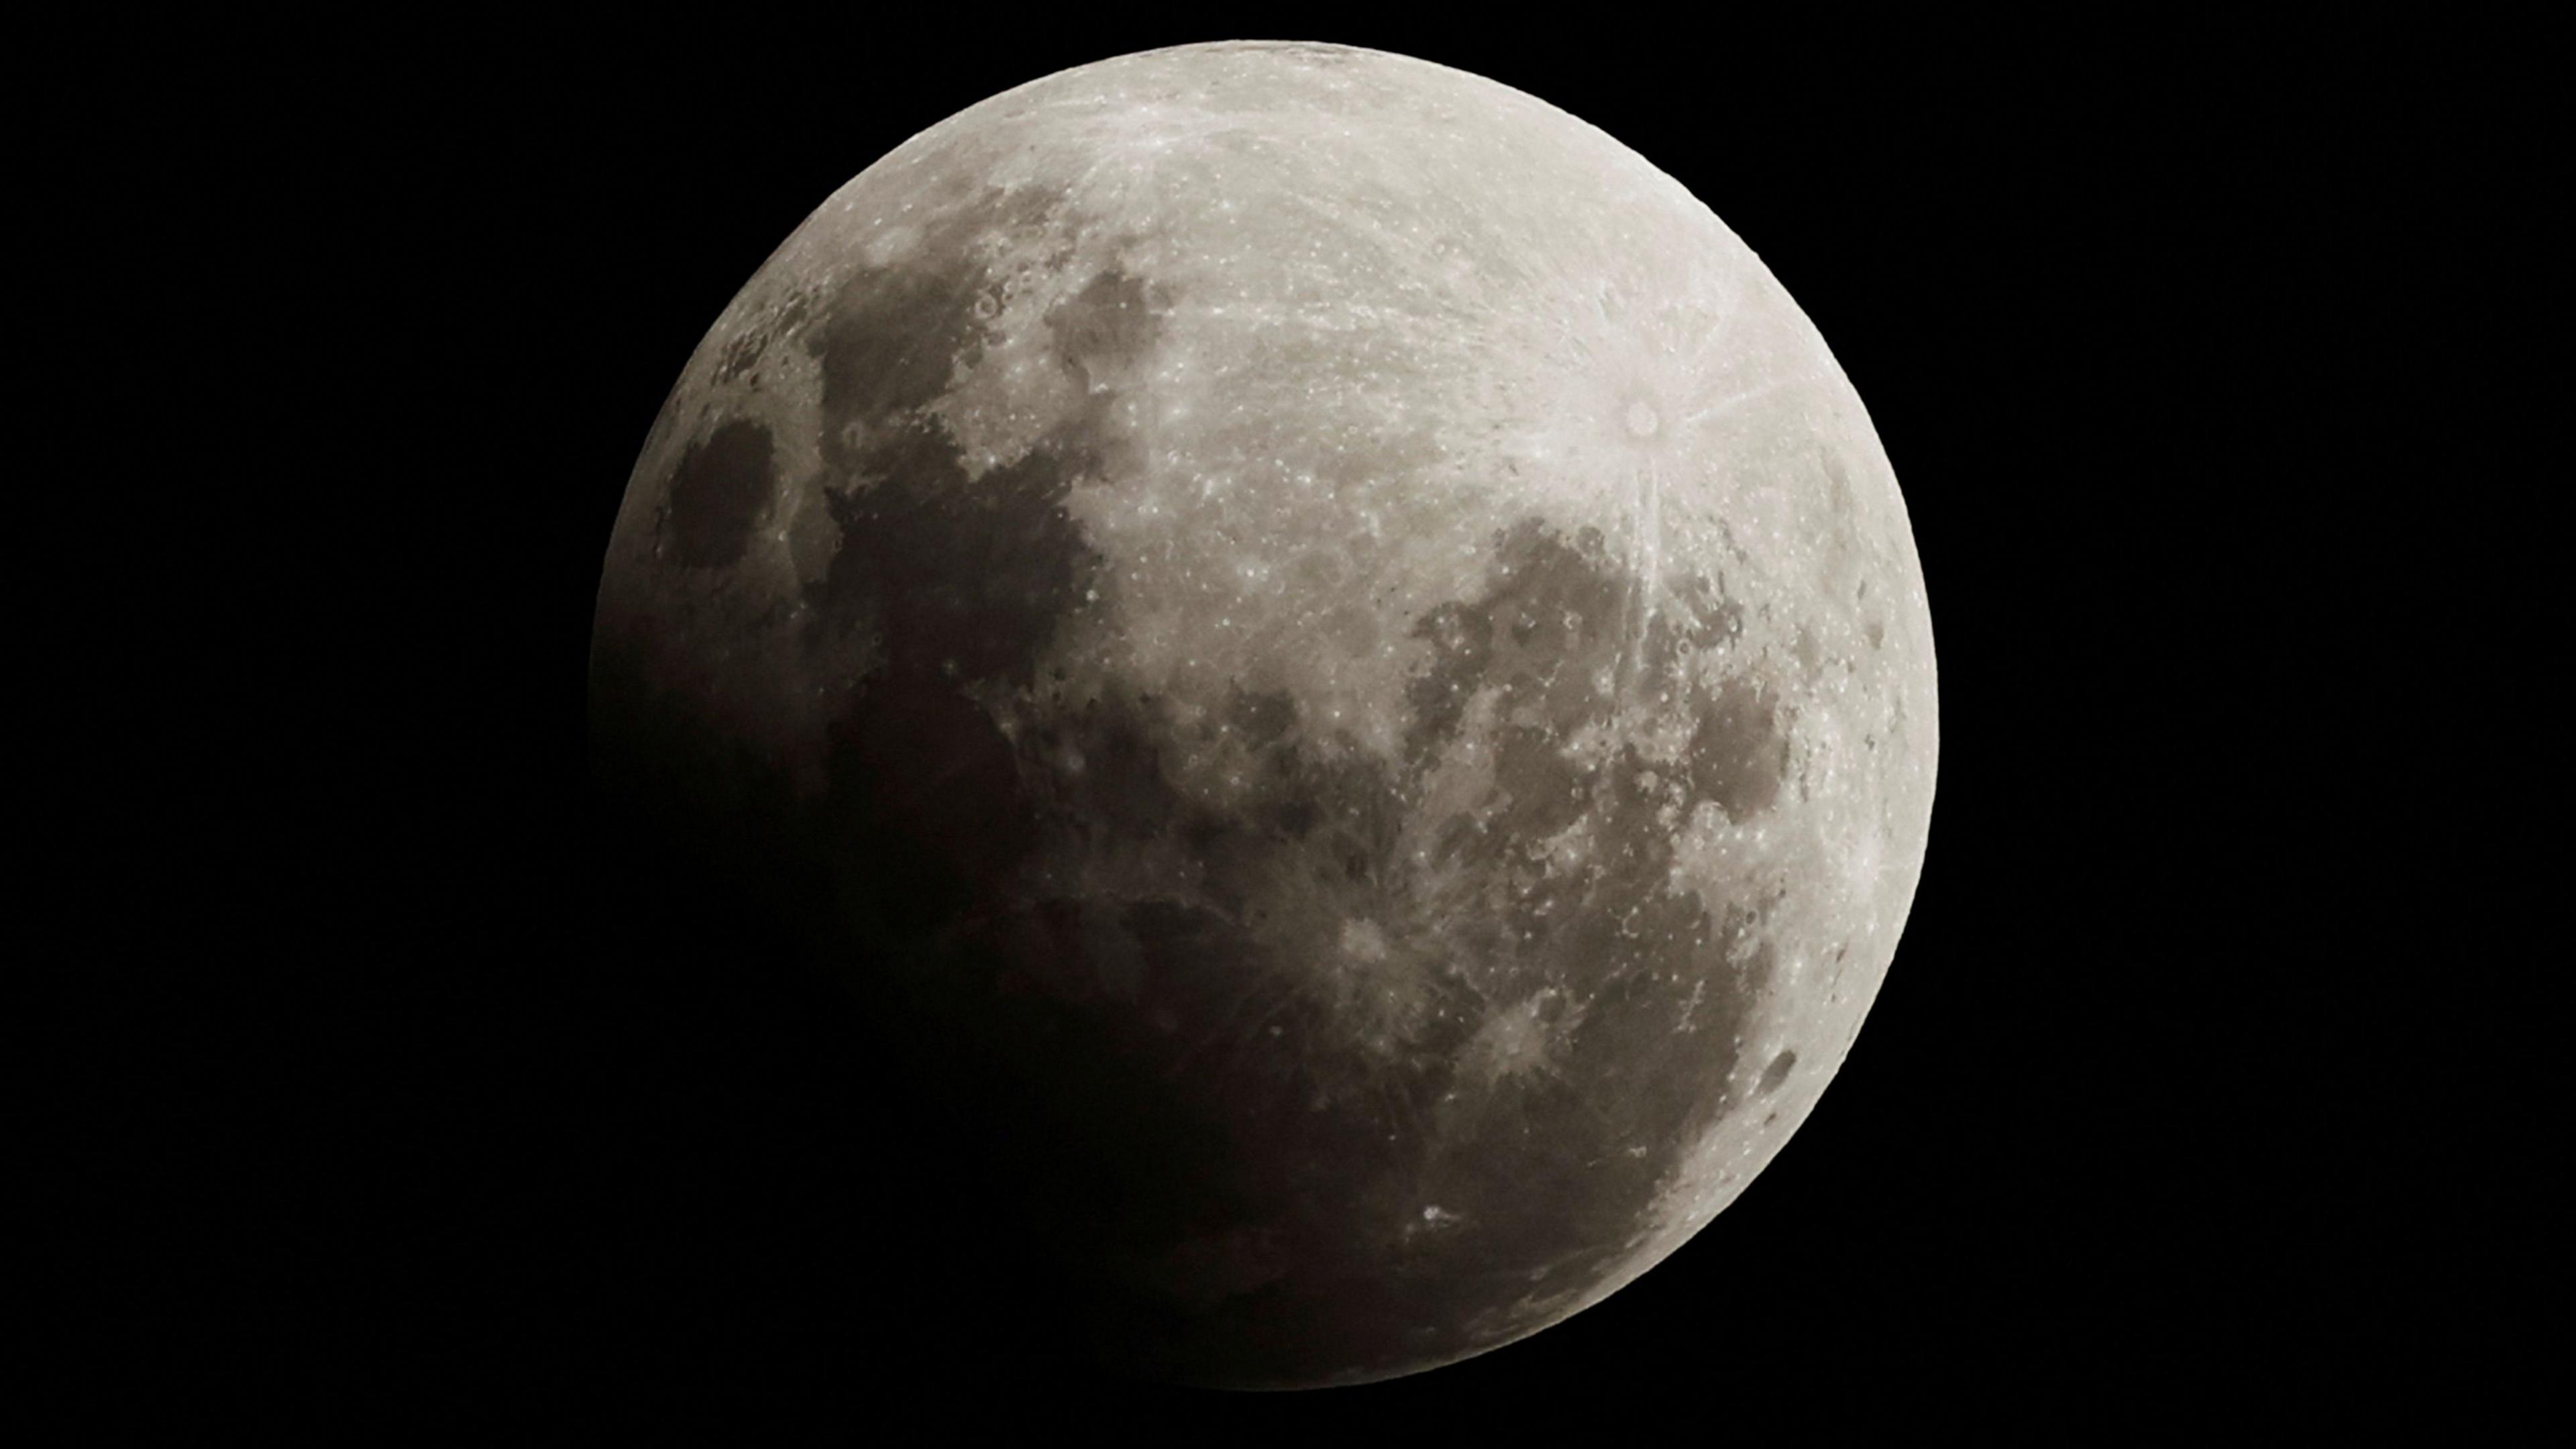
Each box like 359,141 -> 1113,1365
1621,454 -> 1665,698
1683,376 -> 1797,427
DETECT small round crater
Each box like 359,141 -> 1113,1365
1625,400 -> 1660,438
1758,1049 -> 1796,1095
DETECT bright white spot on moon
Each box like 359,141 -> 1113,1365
1625,400 -> 1660,437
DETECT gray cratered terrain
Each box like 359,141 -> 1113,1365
590,40 -> 1935,1388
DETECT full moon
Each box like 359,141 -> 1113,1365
590,41 -> 1935,1388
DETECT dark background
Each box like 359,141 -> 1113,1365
52,9 -> 2537,1436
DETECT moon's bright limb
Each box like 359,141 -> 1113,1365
592,40 -> 1935,1388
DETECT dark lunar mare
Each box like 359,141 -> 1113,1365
591,184 -> 1800,1387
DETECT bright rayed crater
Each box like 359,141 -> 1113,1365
591,40 -> 1935,1389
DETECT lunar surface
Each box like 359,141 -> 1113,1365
590,41 -> 1935,1388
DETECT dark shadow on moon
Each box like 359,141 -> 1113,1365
592,172 -> 1809,1390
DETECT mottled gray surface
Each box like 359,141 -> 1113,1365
590,41 -> 1935,1388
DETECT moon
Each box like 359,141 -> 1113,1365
590,40 -> 1935,1389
